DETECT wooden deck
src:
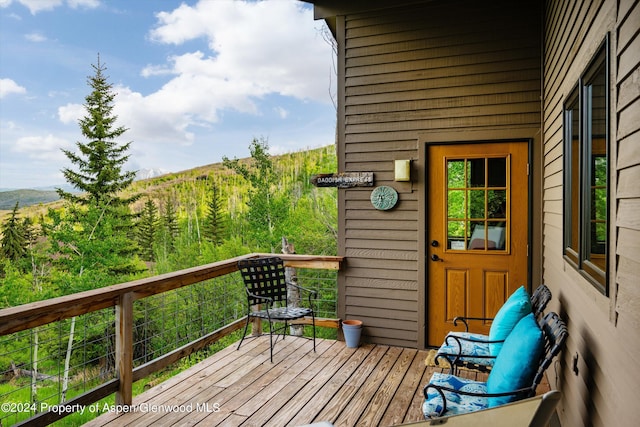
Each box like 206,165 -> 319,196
83,336 -> 505,427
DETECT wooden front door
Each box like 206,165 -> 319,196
427,141 -> 529,346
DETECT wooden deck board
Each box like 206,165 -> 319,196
84,336 -> 548,427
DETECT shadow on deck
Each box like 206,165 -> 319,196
84,336 -> 528,427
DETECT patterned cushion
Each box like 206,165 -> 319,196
488,286 -> 532,355
422,373 -> 489,418
437,332 -> 495,368
486,312 -> 544,407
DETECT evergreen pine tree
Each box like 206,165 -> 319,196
49,56 -> 142,279
0,202 -> 27,262
137,198 -> 159,262
203,183 -> 226,245
161,196 -> 179,250
57,56 -> 138,207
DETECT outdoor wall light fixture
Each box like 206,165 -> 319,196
394,159 -> 411,182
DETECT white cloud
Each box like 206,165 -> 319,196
113,0 -> 334,147
274,106 -> 289,119
58,0 -> 335,151
148,0 -> 332,102
25,32 -> 46,42
67,0 -> 99,9
57,102 -> 84,124
14,0 -> 63,14
0,78 -> 26,98
1,0 -> 99,14
14,134 -> 70,160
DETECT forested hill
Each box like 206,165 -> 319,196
0,189 -> 61,210
0,145 -> 337,276
2,144 -> 337,228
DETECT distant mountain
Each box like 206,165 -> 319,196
0,189 -> 62,210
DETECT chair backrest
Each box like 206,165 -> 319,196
531,284 -> 552,318
238,257 -> 288,306
527,312 -> 568,397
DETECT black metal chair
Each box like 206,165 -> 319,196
435,284 -> 553,374
423,312 -> 568,418
236,256 -> 317,362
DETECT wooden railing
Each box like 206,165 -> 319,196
0,253 -> 342,427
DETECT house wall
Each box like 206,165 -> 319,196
542,0 -> 640,426
314,0 -> 640,424
331,0 -> 542,348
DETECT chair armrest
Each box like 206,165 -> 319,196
287,281 -> 318,297
287,280 -> 318,307
444,334 -> 504,346
423,382 -> 531,417
453,316 -> 494,332
436,334 -> 504,372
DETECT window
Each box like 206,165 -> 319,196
563,37 -> 609,294
446,156 -> 509,251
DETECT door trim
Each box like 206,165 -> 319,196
416,128 -> 540,349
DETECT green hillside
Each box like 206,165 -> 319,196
0,189 -> 62,210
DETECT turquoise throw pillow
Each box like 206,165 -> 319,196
486,313 -> 544,407
488,286 -> 532,355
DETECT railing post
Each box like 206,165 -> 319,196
115,292 -> 133,406
251,306 -> 263,336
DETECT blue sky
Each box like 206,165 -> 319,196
0,0 -> 336,190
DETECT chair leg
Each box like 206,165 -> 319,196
237,315 -> 252,351
268,319 -> 274,363
312,312 -> 316,353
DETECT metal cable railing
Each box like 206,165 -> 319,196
0,254 -> 341,426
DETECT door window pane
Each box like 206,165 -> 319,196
448,190 -> 465,218
487,158 -> 507,187
468,190 -> 485,218
448,220 -> 466,249
488,190 -> 507,219
448,160 -> 465,188
467,158 -> 485,187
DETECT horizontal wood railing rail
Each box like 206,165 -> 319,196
0,253 -> 342,427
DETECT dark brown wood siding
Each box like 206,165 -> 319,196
336,0 -> 542,348
542,0 -> 640,425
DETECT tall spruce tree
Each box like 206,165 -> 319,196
203,183 -> 226,245
137,198 -> 159,262
0,202 -> 27,263
51,56 -> 142,279
57,56 -> 137,207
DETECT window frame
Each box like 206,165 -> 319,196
562,35 -> 610,295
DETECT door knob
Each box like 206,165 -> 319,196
431,254 -> 443,262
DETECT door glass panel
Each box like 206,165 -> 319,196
468,190 -> 485,218
468,222 -> 486,249
448,160 -> 465,188
487,221 -> 506,250
448,220 -> 466,249
448,190 -> 465,218
487,190 -> 506,219
446,156 -> 510,252
467,158 -> 485,187
487,158 -> 507,187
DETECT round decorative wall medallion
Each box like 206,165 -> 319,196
370,185 -> 399,210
